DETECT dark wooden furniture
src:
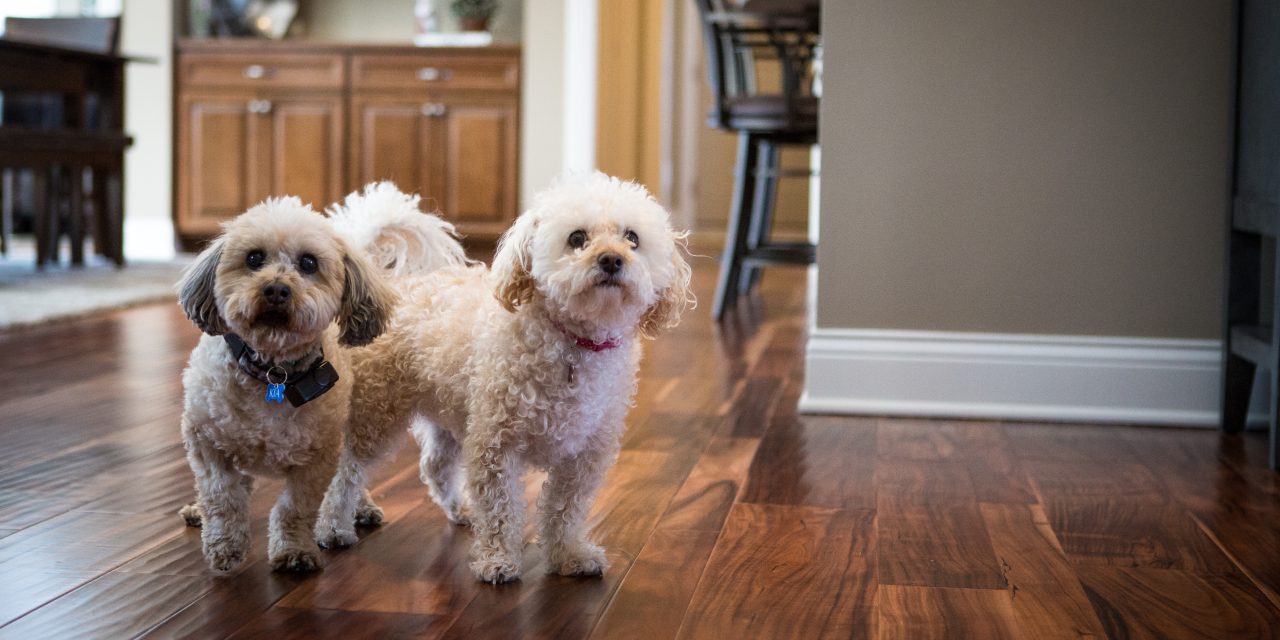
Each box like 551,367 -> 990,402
174,40 -> 520,246
1222,0 -> 1280,470
0,35 -> 131,267
694,0 -> 820,319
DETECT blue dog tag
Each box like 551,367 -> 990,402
266,383 -> 286,403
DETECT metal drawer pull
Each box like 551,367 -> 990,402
416,67 -> 454,81
247,99 -> 273,114
420,103 -> 448,117
244,64 -> 267,79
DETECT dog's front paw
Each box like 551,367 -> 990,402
203,536 -> 247,572
444,503 -> 471,527
355,502 -> 385,527
179,502 -> 203,527
270,547 -> 321,573
470,553 -> 522,584
315,523 -> 359,549
546,542 -> 608,577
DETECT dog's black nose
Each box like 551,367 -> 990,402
597,253 -> 624,275
263,283 -> 291,306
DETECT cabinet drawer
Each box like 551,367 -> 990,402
351,54 -> 518,91
180,53 -> 346,90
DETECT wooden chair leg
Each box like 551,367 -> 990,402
713,132 -> 759,320
33,169 -> 49,269
69,166 -> 85,267
0,168 -> 13,257
740,139 -> 780,293
108,169 -> 124,266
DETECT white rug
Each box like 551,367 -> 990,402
0,240 -> 191,330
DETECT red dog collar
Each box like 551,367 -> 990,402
551,320 -> 621,352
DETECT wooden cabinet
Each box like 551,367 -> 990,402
174,41 -> 521,245
178,93 -> 344,235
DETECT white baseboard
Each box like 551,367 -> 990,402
798,328 -> 1235,427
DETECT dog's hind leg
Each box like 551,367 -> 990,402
269,447 -> 336,572
412,418 -> 468,525
316,409 -> 406,549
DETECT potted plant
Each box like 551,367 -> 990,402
451,0 -> 498,32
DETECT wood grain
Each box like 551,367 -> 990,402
877,502 -> 1007,589
877,585 -> 1020,640
1077,565 -> 1280,639
1046,499 -> 1236,572
589,529 -> 721,640
740,415 -> 877,509
676,503 -> 875,639
980,503 -> 1107,639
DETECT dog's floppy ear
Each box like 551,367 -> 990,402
177,238 -> 228,336
640,232 -> 695,338
491,212 -> 538,312
339,245 -> 397,347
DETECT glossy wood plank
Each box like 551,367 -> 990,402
0,572 -> 213,639
226,608 -> 451,640
1077,565 -> 1280,639
980,503 -> 1106,640
1046,499 -> 1236,572
740,415 -> 877,509
876,585 -> 1020,640
676,503 -> 875,639
589,529 -> 721,640
654,436 -> 759,533
877,502 -> 1007,589
0,570 -> 97,627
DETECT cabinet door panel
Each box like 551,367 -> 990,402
180,96 -> 253,234
270,98 -> 344,211
439,99 -> 516,233
354,101 -> 424,188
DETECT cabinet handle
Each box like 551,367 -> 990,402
244,64 -> 267,79
420,103 -> 447,117
416,67 -> 454,81
248,99 -> 273,114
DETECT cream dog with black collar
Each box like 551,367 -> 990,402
174,197 -> 405,572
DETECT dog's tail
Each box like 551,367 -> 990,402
327,182 -> 470,276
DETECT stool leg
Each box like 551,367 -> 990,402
740,139 -> 780,293
69,166 -> 85,267
1223,230 -> 1262,432
714,132 -> 759,320
1223,354 -> 1255,433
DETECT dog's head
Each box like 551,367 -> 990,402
492,172 -> 694,337
177,197 -> 396,354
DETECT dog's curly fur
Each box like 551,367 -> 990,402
175,197 -> 396,573
316,173 -> 694,583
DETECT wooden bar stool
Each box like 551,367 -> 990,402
692,0 -> 821,319
1221,0 -> 1279,470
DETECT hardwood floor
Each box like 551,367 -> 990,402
2,265 -> 1280,639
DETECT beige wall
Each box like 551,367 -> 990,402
817,0 -> 1233,338
304,0 -> 522,43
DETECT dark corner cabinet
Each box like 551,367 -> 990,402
173,39 -> 520,247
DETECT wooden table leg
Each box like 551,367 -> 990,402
33,169 -> 48,269
70,165 -> 84,266
0,168 -> 12,257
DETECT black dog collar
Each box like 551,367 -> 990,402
223,333 -> 339,407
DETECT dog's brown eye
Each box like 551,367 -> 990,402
246,250 -> 265,270
624,230 -> 639,248
568,230 -> 587,249
298,254 -> 319,274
